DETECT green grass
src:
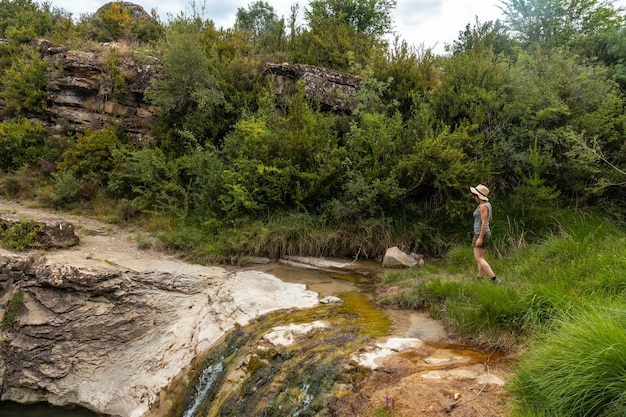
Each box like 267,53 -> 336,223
508,305 -> 626,417
377,209 -> 626,416
379,209 -> 626,347
2,292 -> 24,328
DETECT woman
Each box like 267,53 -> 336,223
470,184 -> 501,284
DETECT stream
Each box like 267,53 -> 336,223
1,260 -> 508,417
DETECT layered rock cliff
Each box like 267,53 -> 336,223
0,37 -> 361,142
0,203 -> 318,417
30,38 -> 158,140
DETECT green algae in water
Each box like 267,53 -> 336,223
178,285 -> 391,416
340,291 -> 391,337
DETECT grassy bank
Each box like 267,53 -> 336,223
376,209 -> 626,416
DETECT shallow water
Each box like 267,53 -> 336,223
0,401 -> 100,416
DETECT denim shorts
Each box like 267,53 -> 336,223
472,231 -> 491,248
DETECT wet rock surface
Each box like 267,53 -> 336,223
0,201 -> 318,417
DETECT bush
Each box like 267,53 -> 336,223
2,292 -> 24,328
509,306 -> 626,417
0,219 -> 44,250
108,147 -> 185,214
0,45 -> 48,114
36,170 -> 100,209
57,126 -> 123,182
0,118 -> 48,172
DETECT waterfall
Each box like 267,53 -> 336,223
181,362 -> 224,417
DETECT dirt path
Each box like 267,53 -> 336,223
0,199 -> 174,264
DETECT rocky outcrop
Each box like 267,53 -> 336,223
0,217 -> 79,249
0,37 -> 362,142
28,38 -> 157,140
265,63 -> 361,111
0,230 -> 318,417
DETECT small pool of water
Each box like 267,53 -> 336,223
0,401 -> 101,417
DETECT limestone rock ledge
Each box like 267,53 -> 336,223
0,249 -> 318,417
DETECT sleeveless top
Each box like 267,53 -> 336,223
473,202 -> 492,234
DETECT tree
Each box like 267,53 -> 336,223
500,0 -> 623,48
235,1 -> 279,39
304,0 -> 397,37
448,18 -> 516,56
145,20 -> 226,153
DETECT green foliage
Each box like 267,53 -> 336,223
0,219 -> 43,250
0,118 -> 48,172
235,1 -> 280,39
0,165 -> 39,199
293,19 -> 382,71
2,292 -> 24,328
501,0 -> 623,48
305,0 -> 397,37
104,48 -> 128,101
505,138 -> 561,232
0,45 -> 48,114
220,85 -> 343,219
57,126 -> 123,182
36,169 -> 99,209
146,21 -> 227,152
0,0 -> 53,38
370,40 -> 442,117
448,18 -> 515,56
509,306 -> 626,417
176,145 -> 224,219
81,1 -> 163,43
108,147 -> 185,214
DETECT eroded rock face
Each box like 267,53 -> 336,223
0,248 -> 318,417
37,39 -> 157,140
265,63 -> 361,111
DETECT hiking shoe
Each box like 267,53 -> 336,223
491,277 -> 501,285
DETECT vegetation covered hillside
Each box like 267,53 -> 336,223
1,0 -> 626,262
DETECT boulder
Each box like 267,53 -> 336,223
0,218 -> 79,249
382,246 -> 424,268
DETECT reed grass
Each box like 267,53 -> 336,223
508,305 -> 626,417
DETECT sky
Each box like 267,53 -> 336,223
43,0 -> 626,55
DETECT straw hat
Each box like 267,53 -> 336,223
470,184 -> 490,201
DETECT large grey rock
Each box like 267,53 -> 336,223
382,246 -> 424,268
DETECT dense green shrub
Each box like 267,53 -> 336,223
57,126 -> 123,182
0,45 -> 48,114
0,219 -> 44,250
0,118 -> 48,172
108,147 -> 185,214
0,0 -> 53,38
36,170 -> 100,209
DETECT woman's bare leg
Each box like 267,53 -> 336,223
473,246 -> 495,278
